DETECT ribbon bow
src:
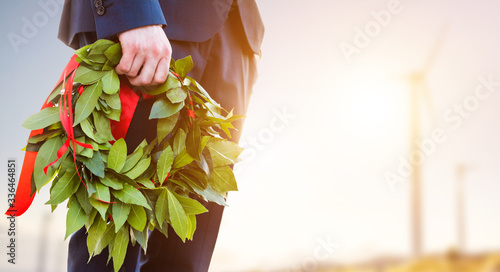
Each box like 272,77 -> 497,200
6,54 -> 140,217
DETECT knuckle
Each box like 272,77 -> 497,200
153,76 -> 165,85
127,68 -> 138,77
128,77 -> 139,86
127,42 -> 138,52
139,76 -> 151,86
116,65 -> 127,74
138,44 -> 148,55
151,45 -> 161,56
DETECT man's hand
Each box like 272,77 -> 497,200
116,25 -> 172,86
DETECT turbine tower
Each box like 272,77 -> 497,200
408,25 -> 448,258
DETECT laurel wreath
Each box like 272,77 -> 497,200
22,39 -> 243,271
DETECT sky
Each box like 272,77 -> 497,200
1,0 -> 500,271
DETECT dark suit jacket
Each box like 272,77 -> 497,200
58,0 -> 264,54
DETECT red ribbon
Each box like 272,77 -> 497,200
6,54 -> 140,217
110,81 -> 139,140
43,65 -> 93,176
187,91 -> 195,127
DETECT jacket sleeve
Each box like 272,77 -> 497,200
91,0 -> 167,40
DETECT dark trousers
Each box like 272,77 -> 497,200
67,7 -> 258,272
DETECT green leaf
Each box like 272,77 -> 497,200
179,170 -> 207,190
166,87 -> 187,104
219,122 -> 234,138
89,39 -> 115,53
157,111 -> 179,141
65,197 -> 88,240
81,150 -> 105,178
94,181 -> 110,202
112,201 -> 131,232
99,99 -> 111,113
112,183 -> 151,209
173,129 -> 186,156
157,146 -> 174,184
33,136 -> 64,191
109,170 -> 139,188
102,59 -> 113,71
167,189 -> 189,241
108,138 -> 127,173
137,78 -> 169,96
46,169 -> 80,205
206,138 -> 244,167
169,179 -> 193,192
142,139 -> 156,159
106,108 -> 121,122
22,107 -> 61,130
99,174 -> 123,190
101,70 -> 120,95
86,216 -> 107,257
79,118 -> 97,141
155,189 -> 169,228
192,185 -> 227,206
47,121 -> 63,131
85,209 -> 97,229
124,157 -> 151,179
27,129 -> 62,144
132,225 -> 149,253
75,137 -> 94,158
121,145 -> 143,173
89,195 -> 109,220
75,185 -> 92,214
196,148 -> 213,176
136,177 -> 155,189
92,110 -> 114,143
87,50 -> 107,64
74,65 -> 107,84
173,192 -> 208,215
172,148 -> 194,169
225,113 -> 246,124
200,136 -> 211,153
149,97 -> 184,119
127,204 -> 147,231
186,122 -> 201,161
60,154 -> 75,170
98,143 -> 112,153
111,226 -> 129,272
187,214 -> 196,240
188,79 -> 220,108
86,179 -> 96,197
174,56 -> 193,78
74,82 -> 103,125
93,222 -> 115,256
74,44 -> 91,64
166,71 -> 183,90
208,166 -> 238,193
142,191 -> 158,221
104,43 -> 122,66
102,93 -> 121,110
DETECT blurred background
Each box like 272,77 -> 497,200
2,0 -> 500,271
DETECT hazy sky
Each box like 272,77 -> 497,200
2,0 -> 500,271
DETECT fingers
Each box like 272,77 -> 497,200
126,53 -> 146,78
128,57 -> 155,86
127,55 -> 170,86
152,58 -> 170,85
115,25 -> 172,86
115,46 -> 134,75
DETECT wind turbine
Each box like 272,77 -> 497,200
407,24 -> 449,258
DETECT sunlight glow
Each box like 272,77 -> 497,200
337,74 -> 408,142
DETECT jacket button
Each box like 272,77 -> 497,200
96,6 -> 105,15
94,0 -> 102,7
